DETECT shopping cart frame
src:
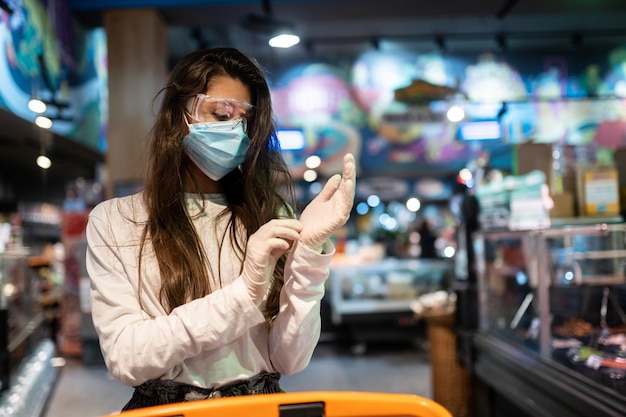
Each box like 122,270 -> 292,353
102,391 -> 452,417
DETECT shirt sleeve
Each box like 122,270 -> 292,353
86,202 -> 266,386
267,240 -> 335,375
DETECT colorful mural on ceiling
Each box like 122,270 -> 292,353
1,2 -> 625,179
0,0 -> 106,152
271,46 -> 626,178
271,63 -> 365,177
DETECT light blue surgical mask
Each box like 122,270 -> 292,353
182,118 -> 250,181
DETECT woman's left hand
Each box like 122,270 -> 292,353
299,153 -> 356,250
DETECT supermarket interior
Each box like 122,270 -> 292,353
2,1 -> 626,416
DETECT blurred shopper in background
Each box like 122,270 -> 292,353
418,219 -> 438,259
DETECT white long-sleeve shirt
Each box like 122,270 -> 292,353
85,192 -> 333,388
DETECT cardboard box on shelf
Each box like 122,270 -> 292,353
516,143 -> 578,216
614,148 -> 626,215
516,143 -> 551,176
550,192 -> 575,218
580,167 -> 620,216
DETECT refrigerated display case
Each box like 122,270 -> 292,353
0,250 -> 45,388
471,223 -> 626,417
0,249 -> 58,416
329,258 -> 454,352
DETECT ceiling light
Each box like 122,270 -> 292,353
446,105 -> 465,122
406,197 -> 421,212
305,155 -> 322,169
36,155 -> 51,169
269,32 -> 300,48
241,1 -> 300,48
28,99 -> 47,114
303,169 -> 318,182
35,115 -> 53,129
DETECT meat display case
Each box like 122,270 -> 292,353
471,223 -> 626,417
328,258 -> 454,352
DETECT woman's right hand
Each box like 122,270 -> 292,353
241,219 -> 303,302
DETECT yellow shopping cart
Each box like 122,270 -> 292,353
101,391 -> 452,417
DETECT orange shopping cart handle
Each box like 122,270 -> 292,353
101,391 -> 452,417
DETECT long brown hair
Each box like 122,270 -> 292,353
140,48 -> 294,319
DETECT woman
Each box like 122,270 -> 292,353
86,48 -> 356,410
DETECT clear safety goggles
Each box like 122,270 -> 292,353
186,94 -> 255,123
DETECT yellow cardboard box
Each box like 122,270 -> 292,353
582,168 -> 620,216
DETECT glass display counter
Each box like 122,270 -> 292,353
0,249 -> 58,417
0,249 -> 47,390
472,224 -> 626,417
328,258 -> 454,352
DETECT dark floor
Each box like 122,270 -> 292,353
42,339 -> 433,417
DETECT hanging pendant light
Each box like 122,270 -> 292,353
242,0 -> 300,49
36,154 -> 52,169
28,99 -> 47,113
269,31 -> 300,48
35,115 -> 53,129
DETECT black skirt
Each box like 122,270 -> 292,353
122,371 -> 284,411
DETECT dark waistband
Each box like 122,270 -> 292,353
134,371 -> 283,404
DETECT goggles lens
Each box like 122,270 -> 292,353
188,94 -> 255,123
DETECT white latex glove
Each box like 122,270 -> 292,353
299,153 -> 356,250
241,218 -> 303,302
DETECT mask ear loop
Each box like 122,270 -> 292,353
232,118 -> 248,132
182,116 -> 194,143
183,97 -> 197,126
237,119 -> 248,174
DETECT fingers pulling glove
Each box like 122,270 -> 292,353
299,153 -> 357,251
241,219 -> 302,302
